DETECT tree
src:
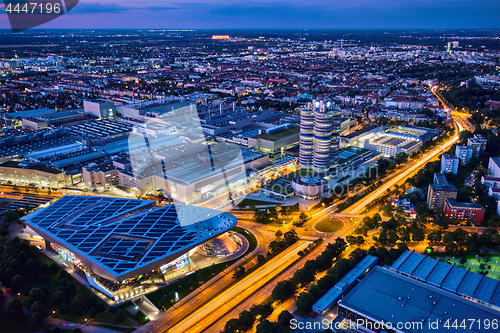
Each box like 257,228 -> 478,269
427,231 -> 442,244
30,311 -> 45,328
382,203 -> 393,217
387,230 -> 399,244
257,254 -> 266,265
39,274 -> 50,285
28,287 -> 47,306
283,230 -> 298,245
445,242 -> 458,256
296,292 -> 314,313
58,303 -> 70,315
298,211 -> 308,224
443,232 -> 454,244
272,280 -> 295,302
356,236 -> 365,245
459,257 -> 468,266
30,301 -> 45,315
466,242 -> 480,255
453,228 -> 468,244
51,290 -> 69,308
256,319 -> 282,333
114,309 -> 127,323
346,235 -> 356,245
400,229 -> 411,243
232,266 -> 246,279
6,298 -> 24,318
275,230 -> 282,238
239,310 -> 255,330
254,210 -> 271,224
30,301 -> 46,328
395,152 -> 409,165
378,231 -> 388,244
412,229 -> 425,243
70,294 -> 91,315
89,307 -> 98,319
277,310 -> 294,329
224,318 -> 241,333
10,274 -> 26,294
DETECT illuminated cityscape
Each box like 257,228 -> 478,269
0,1 -> 499,333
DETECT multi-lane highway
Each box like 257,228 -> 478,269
165,240 -> 311,333
206,210 -> 358,333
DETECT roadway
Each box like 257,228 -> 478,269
163,240 -> 311,333
207,210 -> 359,333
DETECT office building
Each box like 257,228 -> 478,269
487,157 -> 500,178
0,161 -> 70,188
337,251 -> 500,333
440,154 -> 459,174
427,173 -> 457,211
354,126 -> 440,158
444,198 -> 485,224
488,187 -> 500,199
83,100 -> 116,120
481,176 -> 500,189
467,134 -> 487,157
22,110 -> 88,130
455,145 -> 473,165
299,100 -> 341,173
22,196 -> 238,301
247,125 -> 300,158
127,142 -> 269,204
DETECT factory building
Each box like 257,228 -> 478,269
337,251 -> 500,333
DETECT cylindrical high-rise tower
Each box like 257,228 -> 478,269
313,101 -> 333,173
299,99 -> 340,174
330,107 -> 341,173
299,103 -> 315,169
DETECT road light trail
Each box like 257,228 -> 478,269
342,115 -> 466,215
165,240 -> 311,333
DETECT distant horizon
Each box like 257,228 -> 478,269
1,28 -> 500,32
1,0 -> 499,31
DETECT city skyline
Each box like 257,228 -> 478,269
0,0 -> 499,30
0,19 -> 499,332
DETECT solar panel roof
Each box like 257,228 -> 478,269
390,251 -> 500,308
23,196 -> 237,280
340,267 -> 500,333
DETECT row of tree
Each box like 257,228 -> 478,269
2,238 -> 106,328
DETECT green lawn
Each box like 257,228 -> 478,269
91,324 -> 136,333
315,220 -> 344,233
93,301 -> 148,326
431,254 -> 500,280
147,261 -> 231,310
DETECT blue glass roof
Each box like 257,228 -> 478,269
24,196 -> 237,279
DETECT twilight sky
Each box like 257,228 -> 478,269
0,0 -> 499,30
